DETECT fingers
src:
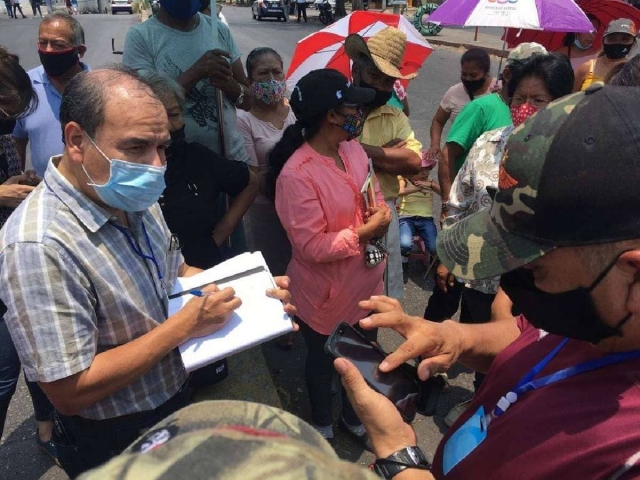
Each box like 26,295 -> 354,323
417,355 -> 450,381
334,357 -> 370,402
283,303 -> 297,317
273,276 -> 290,289
290,319 -> 300,332
359,310 -> 416,337
208,49 -> 231,58
266,287 -> 291,305
358,295 -> 402,315
200,283 -> 221,294
378,337 -> 427,372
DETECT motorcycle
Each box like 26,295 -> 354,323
318,0 -> 333,25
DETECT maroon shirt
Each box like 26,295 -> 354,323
432,317 -> 640,479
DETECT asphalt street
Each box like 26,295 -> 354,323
0,7 -> 475,479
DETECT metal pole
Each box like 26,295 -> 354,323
495,27 -> 508,88
474,26 -> 479,42
210,0 -> 233,249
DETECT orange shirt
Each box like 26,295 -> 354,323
275,140 -> 385,334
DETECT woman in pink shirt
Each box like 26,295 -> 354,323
267,69 -> 391,440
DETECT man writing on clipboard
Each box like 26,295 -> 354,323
0,67 -> 295,478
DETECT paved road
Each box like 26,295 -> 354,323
0,8 -> 474,479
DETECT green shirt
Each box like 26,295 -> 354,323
386,90 -> 404,110
446,93 -> 512,173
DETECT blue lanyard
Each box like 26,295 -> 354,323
111,221 -> 164,282
490,338 -> 640,420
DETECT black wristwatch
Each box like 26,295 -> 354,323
373,446 -> 431,479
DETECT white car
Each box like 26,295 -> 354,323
111,0 -> 133,14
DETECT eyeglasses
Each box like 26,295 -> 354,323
510,96 -> 552,109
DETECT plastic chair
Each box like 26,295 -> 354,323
408,236 -> 439,279
409,236 -> 429,267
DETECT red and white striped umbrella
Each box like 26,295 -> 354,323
286,11 -> 433,91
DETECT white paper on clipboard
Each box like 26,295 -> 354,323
361,158 -> 377,209
169,252 -> 292,373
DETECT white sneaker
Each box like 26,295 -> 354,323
340,417 -> 367,440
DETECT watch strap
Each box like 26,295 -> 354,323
373,446 -> 430,479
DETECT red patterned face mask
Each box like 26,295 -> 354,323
510,103 -> 539,127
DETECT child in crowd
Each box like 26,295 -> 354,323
397,155 -> 440,264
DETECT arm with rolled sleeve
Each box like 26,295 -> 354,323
275,172 -> 361,264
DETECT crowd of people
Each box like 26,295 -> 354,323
1,1 -> 640,479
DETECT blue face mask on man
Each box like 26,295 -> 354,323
84,137 -> 167,213
160,0 -> 201,19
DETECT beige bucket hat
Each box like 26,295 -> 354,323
345,26 -> 417,80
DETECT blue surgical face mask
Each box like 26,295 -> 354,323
160,0 -> 201,19
84,137 -> 167,212
574,37 -> 591,50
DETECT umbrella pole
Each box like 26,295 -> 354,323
496,27 -> 508,88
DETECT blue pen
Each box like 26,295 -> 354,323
189,289 -> 217,297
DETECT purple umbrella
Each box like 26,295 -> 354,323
429,0 -> 594,32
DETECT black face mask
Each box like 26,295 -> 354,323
0,118 -> 16,136
500,253 -> 632,344
359,79 -> 393,109
461,77 -> 486,100
170,125 -> 186,144
38,48 -> 80,78
603,43 -> 632,60
167,125 -> 186,160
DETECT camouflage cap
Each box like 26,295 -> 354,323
437,85 -> 640,280
80,400 -> 377,480
506,42 -> 548,65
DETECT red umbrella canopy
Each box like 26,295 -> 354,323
286,11 -> 433,91
504,0 -> 640,51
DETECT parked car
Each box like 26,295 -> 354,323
314,0 -> 334,9
252,0 -> 288,21
111,0 -> 133,14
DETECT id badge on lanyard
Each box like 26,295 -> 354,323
442,406 -> 488,475
441,338 -> 640,475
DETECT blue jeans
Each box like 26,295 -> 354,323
0,314 -> 54,439
399,216 -> 437,256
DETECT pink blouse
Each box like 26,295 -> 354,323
275,140 -> 385,335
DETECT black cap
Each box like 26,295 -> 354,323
289,69 -> 375,121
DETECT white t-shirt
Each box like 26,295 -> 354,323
123,14 -> 249,163
440,82 -> 492,123
237,107 -> 296,204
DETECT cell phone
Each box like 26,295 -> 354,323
325,322 -> 420,422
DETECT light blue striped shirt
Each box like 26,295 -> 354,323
0,156 -> 187,420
